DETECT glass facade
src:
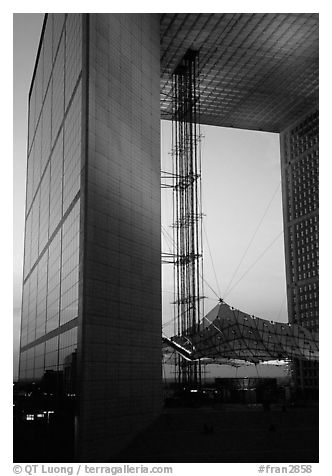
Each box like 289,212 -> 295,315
19,14 -> 82,389
17,13 -> 162,462
280,110 -> 319,393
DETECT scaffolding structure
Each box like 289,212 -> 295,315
170,50 -> 204,387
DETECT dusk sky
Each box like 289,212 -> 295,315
13,13 -> 288,378
161,122 -> 287,338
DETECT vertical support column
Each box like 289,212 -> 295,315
171,50 -> 203,387
78,13 -> 161,461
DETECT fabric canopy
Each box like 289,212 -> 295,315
163,302 -> 319,364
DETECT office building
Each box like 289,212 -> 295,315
19,13 -> 161,461
280,110 -> 319,395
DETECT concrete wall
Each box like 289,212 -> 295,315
78,14 -> 162,461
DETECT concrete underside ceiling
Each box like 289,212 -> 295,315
160,13 -> 319,132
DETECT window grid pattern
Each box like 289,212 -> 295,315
26,153 -> 34,213
20,201 -> 80,375
288,215 -> 319,285
34,342 -> 46,380
20,279 -> 30,348
34,46 -> 44,137
35,253 -> 48,340
45,335 -> 59,371
23,212 -> 32,279
63,84 -> 81,214
32,121 -> 42,205
281,110 -> 319,392
65,14 -> 82,110
41,87 -> 52,174
28,84 -> 36,153
27,14 -> 65,157
295,282 -> 318,332
23,27 -> 83,278
24,14 -> 83,279
39,164 -> 50,252
42,18 -> 53,100
52,35 -> 65,143
294,359 -> 318,389
30,193 -> 40,275
60,201 -> 80,326
59,327 -> 78,397
19,14 -> 82,384
27,267 -> 38,345
20,328 -> 78,384
26,348 -> 35,380
49,132 -> 63,238
46,230 -> 61,334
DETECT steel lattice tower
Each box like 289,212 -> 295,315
171,50 -> 204,387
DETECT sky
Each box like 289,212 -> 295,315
161,122 -> 287,338
13,13 -> 288,379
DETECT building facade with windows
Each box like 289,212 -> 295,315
19,13 -> 162,461
280,110 -> 319,395
20,13 -> 82,389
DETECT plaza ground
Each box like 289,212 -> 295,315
112,404 -> 319,463
14,403 -> 318,462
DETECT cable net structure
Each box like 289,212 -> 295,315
163,301 -> 319,365
161,50 -> 319,383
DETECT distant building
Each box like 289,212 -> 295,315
280,111 -> 319,396
18,13 -> 318,461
